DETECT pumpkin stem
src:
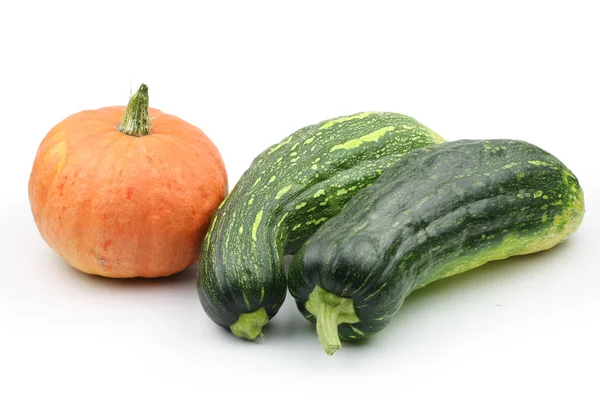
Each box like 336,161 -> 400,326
305,285 -> 359,356
118,83 -> 152,137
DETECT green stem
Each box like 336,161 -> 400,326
305,286 -> 359,356
230,308 -> 269,340
118,83 -> 152,137
314,301 -> 343,355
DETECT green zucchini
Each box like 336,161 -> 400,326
197,112 -> 445,339
288,139 -> 585,355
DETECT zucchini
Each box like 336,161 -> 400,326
288,139 -> 585,355
197,112 -> 445,339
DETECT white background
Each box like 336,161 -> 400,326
1,1 -> 599,399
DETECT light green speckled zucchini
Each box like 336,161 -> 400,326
197,112 -> 445,339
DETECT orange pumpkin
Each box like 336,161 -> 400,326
29,84 -> 228,278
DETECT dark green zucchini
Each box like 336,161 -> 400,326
288,139 -> 585,355
197,112 -> 445,339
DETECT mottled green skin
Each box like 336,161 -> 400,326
197,112 -> 445,330
289,140 -> 585,341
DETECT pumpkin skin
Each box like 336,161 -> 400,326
28,88 -> 228,278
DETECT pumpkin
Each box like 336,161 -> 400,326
28,84 -> 228,278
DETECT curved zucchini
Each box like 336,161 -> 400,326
197,112 -> 445,339
288,139 -> 585,355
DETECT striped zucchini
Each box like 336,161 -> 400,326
288,139 -> 585,355
197,112 -> 445,339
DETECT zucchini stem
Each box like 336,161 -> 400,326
305,286 -> 359,356
118,83 -> 152,137
230,308 -> 269,340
